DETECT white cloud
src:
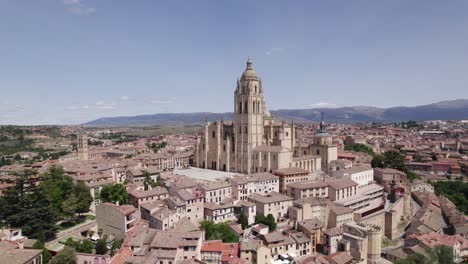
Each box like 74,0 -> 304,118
99,105 -> 116,110
95,100 -> 104,106
309,102 -> 338,108
120,96 -> 129,101
63,0 -> 96,15
82,105 -> 89,109
148,97 -> 175,104
265,47 -> 284,56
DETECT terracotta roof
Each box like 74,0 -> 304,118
201,240 -> 222,252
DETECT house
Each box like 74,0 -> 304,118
272,167 -> 313,194
128,187 -> 169,208
331,165 -> 374,188
248,192 -> 294,222
287,180 -> 329,200
323,227 -> 343,255
0,240 -> 43,264
201,240 -> 241,264
230,173 -> 279,201
204,202 -> 236,223
75,253 -> 109,264
373,168 -> 409,192
96,203 -> 137,240
198,181 -> 232,204
326,178 -> 358,202
296,218 -> 324,253
288,197 -> 329,225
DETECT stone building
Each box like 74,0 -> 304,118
77,133 -> 89,161
96,203 -> 137,240
194,59 -> 336,174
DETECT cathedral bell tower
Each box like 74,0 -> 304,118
234,58 -> 265,174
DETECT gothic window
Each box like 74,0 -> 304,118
244,102 -> 248,113
223,145 -> 226,151
239,102 -> 242,113
212,131 -> 215,138
317,149 -> 320,155
252,101 -> 255,114
255,85 -> 257,93
245,126 -> 248,134
286,132 -> 289,137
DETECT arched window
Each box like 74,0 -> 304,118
244,102 -> 248,113
316,149 -> 320,155
255,85 -> 257,93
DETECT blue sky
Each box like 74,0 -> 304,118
1,0 -> 467,125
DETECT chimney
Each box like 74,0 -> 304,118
18,240 -> 24,249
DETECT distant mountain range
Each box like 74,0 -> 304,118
84,99 -> 468,126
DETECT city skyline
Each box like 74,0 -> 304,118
1,0 -> 468,125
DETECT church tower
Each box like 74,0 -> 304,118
77,133 -> 89,161
234,58 -> 265,173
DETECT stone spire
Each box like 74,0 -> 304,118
319,112 -> 326,133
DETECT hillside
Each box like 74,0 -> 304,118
84,99 -> 468,126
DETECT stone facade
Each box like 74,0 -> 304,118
194,59 -> 336,174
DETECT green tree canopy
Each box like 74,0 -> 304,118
0,171 -> 58,241
199,221 -> 238,243
395,245 -> 454,264
255,214 -> 277,231
100,184 -> 128,204
237,212 -> 249,230
50,247 -> 76,264
433,181 -> 468,214
95,239 -> 108,255
33,240 -> 51,264
371,150 -> 420,181
344,143 -> 375,157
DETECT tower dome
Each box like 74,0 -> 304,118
241,57 -> 258,80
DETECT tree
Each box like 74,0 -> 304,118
62,193 -> 79,223
371,150 -> 420,182
266,214 -> 277,231
395,245 -> 454,264
413,154 -> 423,162
432,181 -> 468,214
110,239 -> 123,256
199,221 -> 238,243
100,184 -> 128,204
74,181 -> 93,215
95,239 -> 108,255
33,240 -> 51,264
39,166 -> 74,216
344,143 -> 375,157
77,240 -> 94,254
50,247 -> 76,264
237,212 -> 249,230
0,172 -> 59,241
255,214 -> 277,231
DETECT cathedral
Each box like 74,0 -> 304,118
194,59 -> 337,174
